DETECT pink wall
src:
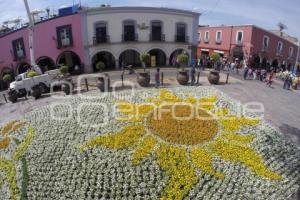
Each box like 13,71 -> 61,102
198,26 -> 253,57
0,13 -> 85,76
0,28 -> 29,71
198,25 -> 298,66
33,13 -> 85,64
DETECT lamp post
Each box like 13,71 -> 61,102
294,41 -> 300,73
23,0 -> 42,74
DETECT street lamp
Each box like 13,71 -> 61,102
23,0 -> 42,74
294,41 -> 300,73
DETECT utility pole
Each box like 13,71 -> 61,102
23,0 -> 41,73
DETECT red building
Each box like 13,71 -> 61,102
197,25 -> 299,70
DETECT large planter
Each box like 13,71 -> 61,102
137,72 -> 150,87
31,86 -> 42,99
8,89 -> 18,103
177,70 -> 189,85
208,70 -> 220,85
97,74 -> 110,92
61,83 -> 72,95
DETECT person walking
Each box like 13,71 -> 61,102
190,66 -> 196,86
155,68 -> 160,88
253,69 -> 257,80
243,60 -> 249,80
283,70 -> 290,89
266,70 -> 274,87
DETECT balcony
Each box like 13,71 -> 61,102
149,34 -> 165,42
215,39 -> 222,44
57,38 -> 73,49
236,40 -> 243,46
175,35 -> 189,43
93,35 -> 110,45
261,46 -> 269,52
204,38 -> 209,43
122,34 -> 138,42
276,51 -> 283,56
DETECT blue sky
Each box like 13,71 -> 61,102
1,0 -> 300,41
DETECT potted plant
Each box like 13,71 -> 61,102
59,64 -> 69,77
96,61 -> 106,72
31,85 -> 42,99
27,70 -> 38,78
58,65 -> 73,95
137,53 -> 151,87
3,74 -> 13,89
208,53 -> 221,85
176,53 -> 189,85
7,89 -> 18,103
140,53 -> 150,72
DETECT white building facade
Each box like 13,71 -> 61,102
81,7 -> 200,72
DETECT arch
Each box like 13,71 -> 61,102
92,51 -> 116,72
36,56 -> 56,73
16,62 -> 31,74
169,49 -> 190,66
56,51 -> 82,75
119,49 -> 141,68
148,48 -> 167,67
261,58 -> 267,69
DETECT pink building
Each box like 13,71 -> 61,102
0,12 -> 85,82
198,25 -> 299,70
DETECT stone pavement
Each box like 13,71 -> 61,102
0,68 -> 299,148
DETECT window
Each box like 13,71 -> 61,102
151,21 -> 164,41
95,22 -> 108,44
216,31 -> 222,43
289,47 -> 294,58
204,31 -> 209,42
176,23 -> 187,42
12,38 -> 25,60
277,41 -> 283,55
123,20 -> 136,41
262,35 -> 270,50
56,25 -> 73,48
236,31 -> 243,44
198,32 -> 201,42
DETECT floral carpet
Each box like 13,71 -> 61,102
0,87 -> 299,200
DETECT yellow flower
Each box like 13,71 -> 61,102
81,89 -> 282,199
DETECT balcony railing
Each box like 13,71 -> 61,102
215,39 -> 222,44
261,46 -> 269,52
149,34 -> 165,42
175,35 -> 189,43
236,40 -> 243,46
93,35 -> 110,45
122,34 -> 138,42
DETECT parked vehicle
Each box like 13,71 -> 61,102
8,69 -> 60,102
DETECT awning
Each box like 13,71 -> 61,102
201,49 -> 209,52
214,50 -> 225,54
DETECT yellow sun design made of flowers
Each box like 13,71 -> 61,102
80,89 -> 282,200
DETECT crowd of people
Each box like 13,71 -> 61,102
189,55 -> 300,90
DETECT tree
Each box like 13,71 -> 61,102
177,53 -> 189,71
210,53 -> 220,63
3,74 -> 13,83
140,53 -> 150,72
96,61 -> 106,72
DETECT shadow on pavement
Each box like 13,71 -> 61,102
279,123 -> 300,146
